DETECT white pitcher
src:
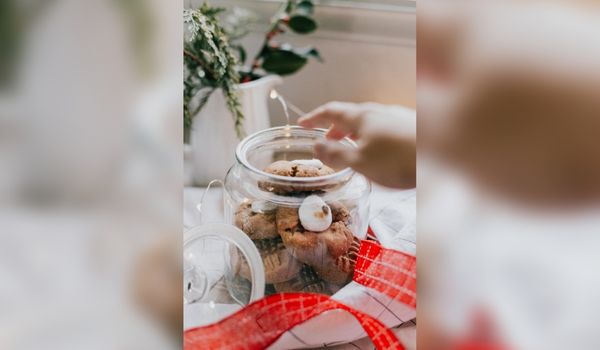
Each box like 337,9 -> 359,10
189,75 -> 282,186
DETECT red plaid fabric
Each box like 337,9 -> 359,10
353,239 -> 417,309
184,293 -> 404,350
184,238 -> 416,350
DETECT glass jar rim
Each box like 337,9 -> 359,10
235,126 -> 357,184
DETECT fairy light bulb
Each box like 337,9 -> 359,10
271,89 -> 293,158
270,89 -> 291,127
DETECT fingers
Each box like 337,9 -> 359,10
314,141 -> 360,170
325,123 -> 356,140
298,102 -> 349,128
298,102 -> 363,139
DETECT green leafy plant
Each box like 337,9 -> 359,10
184,4 -> 243,139
184,1 -> 320,140
241,0 -> 321,82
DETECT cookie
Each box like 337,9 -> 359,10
313,236 -> 361,284
234,202 -> 279,240
276,204 -> 355,283
258,160 -> 336,194
274,264 -> 331,294
330,201 -> 352,224
265,160 -> 335,177
239,237 -> 302,284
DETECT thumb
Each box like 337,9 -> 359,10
315,141 -> 360,170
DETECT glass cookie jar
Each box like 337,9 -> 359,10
224,126 -> 371,296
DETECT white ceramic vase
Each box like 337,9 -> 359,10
188,75 -> 282,186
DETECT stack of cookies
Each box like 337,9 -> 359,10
234,159 -> 360,295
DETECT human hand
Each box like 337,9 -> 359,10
298,102 -> 416,189
419,0 -> 600,204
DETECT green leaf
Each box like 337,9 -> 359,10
262,48 -> 308,75
232,45 -> 247,65
200,4 -> 226,17
284,0 -> 295,13
297,1 -> 314,14
287,14 -> 317,34
296,47 -> 322,62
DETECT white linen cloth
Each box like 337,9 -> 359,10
184,185 -> 416,349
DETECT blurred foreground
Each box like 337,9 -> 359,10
419,1 -> 600,350
0,0 -> 181,349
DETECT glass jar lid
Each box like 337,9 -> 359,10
183,223 -> 265,327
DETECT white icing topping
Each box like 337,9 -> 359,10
298,195 -> 332,232
291,159 -> 323,168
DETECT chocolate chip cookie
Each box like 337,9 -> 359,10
276,203 -> 355,283
258,160 -> 336,194
238,237 -> 301,284
234,202 -> 279,240
274,264 -> 330,294
313,236 -> 361,285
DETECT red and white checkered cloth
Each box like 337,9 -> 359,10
184,186 -> 416,349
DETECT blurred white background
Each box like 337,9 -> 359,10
0,0 -> 182,349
